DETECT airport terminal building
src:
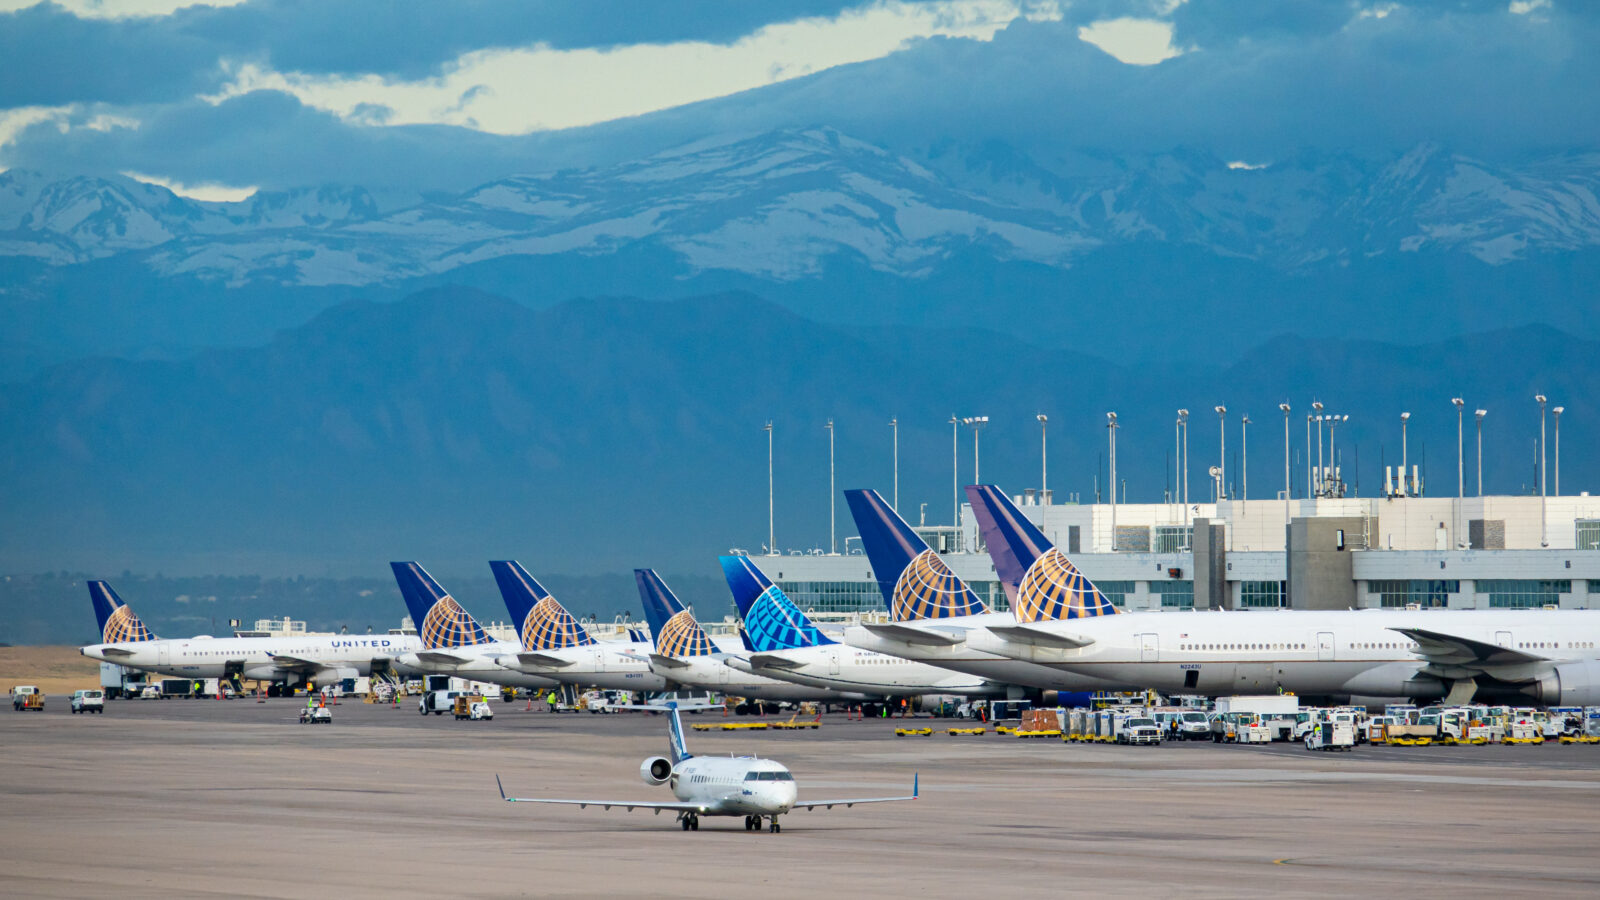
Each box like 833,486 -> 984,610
762,494 -> 1600,617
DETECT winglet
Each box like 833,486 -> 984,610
914,773 -> 919,799
496,774 -> 507,801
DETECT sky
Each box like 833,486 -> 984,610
0,0 -> 1595,197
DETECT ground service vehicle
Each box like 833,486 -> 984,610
12,685 -> 44,711
1116,716 -> 1163,745
299,706 -> 332,724
1212,712 -> 1270,743
453,695 -> 493,720
420,690 -> 465,715
1305,719 -> 1356,751
71,690 -> 105,714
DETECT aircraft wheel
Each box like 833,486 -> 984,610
681,817 -> 690,831
769,819 -> 780,833
690,816 -> 699,831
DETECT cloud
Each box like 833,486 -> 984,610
122,169 -> 256,201
1077,17 -> 1181,64
201,1 -> 1060,135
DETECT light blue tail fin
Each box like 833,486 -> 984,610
844,488 -> 990,622
666,701 -> 692,764
489,560 -> 596,650
719,555 -> 834,651
965,485 -> 1118,622
390,561 -> 493,649
88,581 -> 156,643
636,569 -> 715,657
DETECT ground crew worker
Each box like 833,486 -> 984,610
546,690 -> 558,713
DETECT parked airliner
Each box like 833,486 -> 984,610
718,554 -> 1008,699
637,569 -> 860,703
496,702 -> 917,832
390,562 -> 560,691
963,484 -> 1600,707
78,580 -> 421,689
487,559 -> 669,690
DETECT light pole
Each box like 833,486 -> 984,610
764,421 -> 774,555
1305,413 -> 1313,498
962,416 -> 988,484
1279,403 -> 1291,524
1536,394 -> 1547,547
1400,411 -> 1410,496
889,417 -> 899,512
1178,409 -> 1189,508
1037,414 -> 1048,502
1312,401 -> 1324,496
1215,405 -> 1227,501
1553,406 -> 1563,496
949,415 -> 958,527
1328,414 -> 1347,497
1173,415 -> 1181,506
1452,398 -> 1464,501
825,419 -> 836,555
1240,415 -> 1251,501
1107,412 -> 1119,550
1475,409 -> 1486,496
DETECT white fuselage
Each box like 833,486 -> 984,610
668,757 -> 798,816
842,613 -> 1123,694
399,640 -> 560,689
726,644 -> 1005,697
974,609 -> 1600,699
80,635 -> 423,685
497,642 -> 670,691
650,653 -> 861,702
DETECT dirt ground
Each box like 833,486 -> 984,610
0,645 -> 100,695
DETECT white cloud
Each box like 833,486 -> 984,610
1077,17 -> 1182,66
0,0 -> 247,18
1508,0 -> 1551,15
1226,160 -> 1269,170
204,0 -> 1062,135
122,170 -> 257,202
0,105 -> 72,154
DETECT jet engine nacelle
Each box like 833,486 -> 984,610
241,664 -> 284,681
1528,661 -> 1600,707
640,756 -> 673,786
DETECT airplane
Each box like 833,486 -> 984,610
840,488 -> 1113,701
962,484 -> 1600,707
717,554 -> 1009,700
636,569 -> 863,705
78,580 -> 421,690
495,701 -> 918,832
390,562 -> 561,691
487,559 -> 670,691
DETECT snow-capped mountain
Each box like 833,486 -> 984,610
3,129 -> 1597,287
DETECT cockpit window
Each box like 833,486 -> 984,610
745,770 -> 794,781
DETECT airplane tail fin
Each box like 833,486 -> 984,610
965,485 -> 1118,622
490,560 -> 596,650
88,581 -> 157,643
844,488 -> 989,622
390,561 -> 492,649
636,569 -> 715,657
627,626 -> 650,643
719,555 -> 834,651
666,701 -> 693,764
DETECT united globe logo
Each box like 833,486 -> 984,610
890,550 -> 987,621
420,596 -> 488,647
1015,548 -> 1118,623
103,605 -> 153,643
657,611 -> 713,657
521,597 -> 595,650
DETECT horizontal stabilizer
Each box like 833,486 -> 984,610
861,622 -> 965,646
514,652 -> 575,669
96,646 -> 136,658
984,624 -> 1094,649
748,652 -> 806,671
648,653 -> 692,669
413,650 -> 471,667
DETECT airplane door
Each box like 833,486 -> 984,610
158,644 -> 171,668
1317,632 -> 1334,662
593,650 -> 606,673
829,651 -> 840,676
1140,633 -> 1158,663
1495,631 -> 1512,648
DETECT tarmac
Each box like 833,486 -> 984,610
5,695 -> 1599,898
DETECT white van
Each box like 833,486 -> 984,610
71,690 -> 105,714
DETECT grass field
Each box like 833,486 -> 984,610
0,645 -> 101,694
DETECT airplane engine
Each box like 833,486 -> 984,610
1526,660 -> 1600,707
242,664 -> 284,681
640,756 -> 673,786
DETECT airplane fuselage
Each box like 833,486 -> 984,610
727,644 -> 1006,697
668,756 -> 798,816
398,640 -> 561,689
650,653 -> 863,702
842,612 -> 1125,694
81,635 -> 423,684
497,641 -> 670,690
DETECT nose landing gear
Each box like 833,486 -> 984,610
768,816 -> 781,833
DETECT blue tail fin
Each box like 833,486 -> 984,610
627,626 -> 649,643
965,485 -> 1118,622
719,555 -> 834,651
88,581 -> 156,643
390,562 -> 492,649
635,569 -> 715,657
666,701 -> 692,764
844,488 -> 989,622
489,560 -> 596,650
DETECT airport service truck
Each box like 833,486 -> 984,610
12,685 -> 44,711
1213,695 -> 1300,741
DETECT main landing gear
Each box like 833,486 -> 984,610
680,813 -> 699,831
740,815 -> 780,832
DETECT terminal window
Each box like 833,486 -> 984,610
1578,520 -> 1600,551
774,581 -> 884,614
1095,581 -> 1135,608
1239,580 -> 1287,608
1476,579 -> 1571,609
966,580 -> 1011,613
1154,526 -> 1192,554
1367,579 -> 1459,608
1149,580 -> 1193,608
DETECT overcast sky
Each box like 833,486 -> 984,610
1,0 -> 1594,197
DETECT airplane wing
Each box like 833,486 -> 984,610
793,775 -> 920,810
496,776 -> 703,813
270,654 -> 319,668
512,652 -> 574,668
860,623 -> 965,646
984,624 -> 1093,649
1390,628 -> 1546,667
